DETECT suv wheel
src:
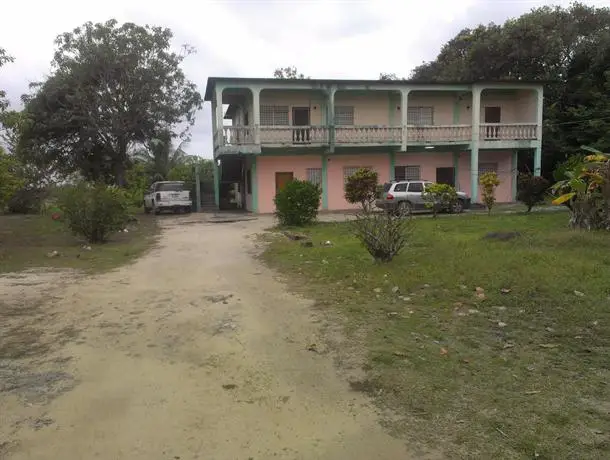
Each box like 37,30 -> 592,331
452,200 -> 464,214
398,201 -> 412,216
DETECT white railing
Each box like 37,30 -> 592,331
407,125 -> 472,143
222,126 -> 256,145
335,126 -> 402,144
479,123 -> 538,141
260,126 -> 329,145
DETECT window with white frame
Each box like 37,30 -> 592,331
260,105 -> 289,126
478,162 -> 499,175
407,107 -> 434,125
307,168 -> 322,186
343,166 -> 371,183
394,165 -> 421,181
335,106 -> 355,126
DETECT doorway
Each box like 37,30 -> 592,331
292,107 -> 310,144
484,106 -> 501,139
275,172 -> 294,194
436,167 -> 455,186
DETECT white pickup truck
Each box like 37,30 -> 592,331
144,181 -> 192,215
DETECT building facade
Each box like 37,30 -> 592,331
204,77 -> 544,213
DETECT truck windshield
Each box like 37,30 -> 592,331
157,183 -> 185,192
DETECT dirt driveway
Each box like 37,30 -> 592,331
0,216 -> 414,460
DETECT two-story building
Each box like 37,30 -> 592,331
204,77 -> 543,213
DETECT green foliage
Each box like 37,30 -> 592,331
6,188 -> 48,214
517,173 -> 550,212
18,20 -> 202,184
344,168 -> 379,211
58,182 -> 129,243
0,147 -> 24,211
124,162 -> 150,207
553,155 -> 585,182
479,172 -> 501,215
0,47 -> 14,112
552,146 -> 610,230
422,183 -> 458,217
273,66 -> 309,79
410,3 -> 610,176
133,129 -> 188,181
352,210 -> 412,263
274,179 -> 321,226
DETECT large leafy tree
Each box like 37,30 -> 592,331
132,129 -> 188,181
0,47 -> 13,112
408,2 -> 610,177
19,20 -> 202,185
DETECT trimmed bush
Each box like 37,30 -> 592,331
345,168 -> 379,211
352,209 -> 412,263
59,182 -> 129,243
480,172 -> 501,215
422,183 -> 458,217
517,173 -> 550,212
274,179 -> 321,226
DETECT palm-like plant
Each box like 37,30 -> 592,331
133,129 -> 188,181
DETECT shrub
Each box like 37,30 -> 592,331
553,154 -> 584,182
352,209 -> 412,262
479,172 -> 501,215
59,182 -> 129,243
274,179 -> 321,226
125,162 -> 150,207
0,147 -> 24,211
422,183 -> 458,217
6,187 -> 48,214
517,173 -> 550,212
345,168 -> 379,211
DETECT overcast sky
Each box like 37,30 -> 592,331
1,0 -> 607,157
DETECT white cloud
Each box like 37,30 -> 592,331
0,0 -> 605,157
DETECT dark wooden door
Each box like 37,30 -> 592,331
275,172 -> 294,193
292,107 -> 310,143
436,167 -> 455,186
484,106 -> 501,139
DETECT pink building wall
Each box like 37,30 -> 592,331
456,150 -> 513,202
256,155 -> 323,214
326,154 -> 391,210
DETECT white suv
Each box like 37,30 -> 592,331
376,180 -> 471,214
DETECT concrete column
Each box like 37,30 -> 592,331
213,159 -> 220,208
252,88 -> 261,144
321,155 -> 328,210
327,88 -> 336,152
400,89 -> 410,151
512,150 -> 518,201
470,86 -> 482,201
534,87 -> 543,176
214,86 -> 224,146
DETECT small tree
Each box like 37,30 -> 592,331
352,210 -> 412,263
0,147 -> 24,211
479,172 -> 501,215
422,183 -> 458,217
344,168 -> 379,212
274,179 -> 321,226
517,173 -> 550,212
59,182 -> 129,243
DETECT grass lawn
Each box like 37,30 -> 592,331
0,212 -> 159,274
263,212 -> 610,459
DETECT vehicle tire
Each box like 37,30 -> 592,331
144,206 -> 151,214
452,199 -> 464,214
397,201 -> 412,216
184,206 -> 192,214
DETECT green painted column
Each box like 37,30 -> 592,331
389,151 -> 396,181
251,156 -> 258,213
533,146 -> 542,177
321,155 -> 328,210
512,150 -> 519,201
453,152 -> 459,189
213,159 -> 220,207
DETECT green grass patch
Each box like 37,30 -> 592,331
0,212 -> 159,274
263,212 -> 610,459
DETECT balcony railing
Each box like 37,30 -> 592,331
480,123 -> 538,141
407,125 -> 471,143
260,126 -> 329,145
216,123 -> 539,150
335,126 -> 402,144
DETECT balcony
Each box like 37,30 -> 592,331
214,122 -> 539,154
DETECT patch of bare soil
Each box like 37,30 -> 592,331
0,217 -> 416,459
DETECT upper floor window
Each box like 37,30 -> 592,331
408,107 -> 434,126
335,106 -> 355,126
260,105 -> 289,126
